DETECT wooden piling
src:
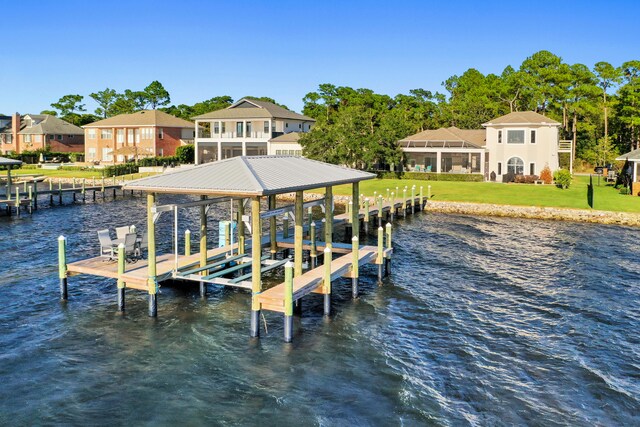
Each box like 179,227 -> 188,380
269,194 -> 277,259
364,198 -> 370,234
403,187 -> 407,218
325,186 -> 333,249
377,194 -> 383,227
377,226 -> 383,284
284,260 -> 294,342
58,235 -> 68,300
352,182 -> 359,237
385,223 -> 392,276
199,196 -> 207,297
237,199 -> 245,255
250,197 -> 262,337
352,236 -> 359,298
310,222 -> 317,268
323,246 -> 332,316
117,243 -> 126,312
184,229 -> 191,256
411,186 -> 416,214
294,191 -> 304,277
147,193 -> 158,317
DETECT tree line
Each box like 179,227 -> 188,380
299,50 -> 640,169
40,50 -> 640,168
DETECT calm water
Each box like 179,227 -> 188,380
0,195 -> 639,426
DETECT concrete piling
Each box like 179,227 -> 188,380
284,260 -> 294,342
58,235 -> 68,301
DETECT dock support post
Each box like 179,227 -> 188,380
282,216 -> 289,258
419,186 -> 424,210
364,198 -> 370,234
377,226 -> 384,284
310,222 -> 317,268
385,223 -> 392,276
269,195 -> 277,260
58,181 -> 62,205
352,236 -> 359,298
323,246 -> 332,316
147,193 -> 158,317
199,196 -> 207,298
15,187 -> 20,215
250,197 -> 262,338
352,182 -> 359,238
184,229 -> 191,256
117,243 -> 126,312
284,261 -> 294,342
224,221 -> 231,248
58,235 -> 68,301
377,194 -> 383,227
33,181 -> 38,210
82,179 -> 86,203
403,187 -> 407,218
294,191 -> 304,315
325,186 -> 333,249
428,185 -> 431,201
237,199 -> 245,255
411,185 -> 416,214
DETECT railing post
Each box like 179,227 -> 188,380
284,260 -> 294,343
351,236 -> 359,299
117,243 -> 126,312
323,246 -> 332,316
58,235 -> 68,300
184,229 -> 191,256
377,226 -> 383,284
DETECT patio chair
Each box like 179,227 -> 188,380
123,233 -> 138,261
115,226 -> 130,240
135,231 -> 148,257
98,229 -> 115,259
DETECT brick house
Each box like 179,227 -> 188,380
0,113 -> 84,155
83,110 -> 195,164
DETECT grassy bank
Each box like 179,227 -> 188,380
329,175 -> 640,213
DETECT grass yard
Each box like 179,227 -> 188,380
328,175 -> 640,213
0,169 -> 153,180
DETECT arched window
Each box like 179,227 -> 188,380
507,157 -> 524,175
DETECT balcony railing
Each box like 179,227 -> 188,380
197,131 -> 283,139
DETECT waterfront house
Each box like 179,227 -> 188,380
193,98 -> 314,164
399,111 -> 564,181
0,113 -> 84,155
83,110 -> 195,164
616,148 -> 640,196
269,132 -> 303,156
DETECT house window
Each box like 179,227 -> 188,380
25,135 -> 32,143
128,129 -> 134,143
285,122 -> 289,128
57,134 -> 62,140
35,135 -> 42,143
141,128 -> 153,140
158,148 -> 163,156
498,130 -> 502,144
530,162 -> 535,175
101,129 -> 112,139
49,134 -> 54,140
117,129 -> 125,144
530,130 -> 536,144
507,130 -> 525,144
102,147 -> 113,162
88,147 -> 96,159
498,162 -> 502,175
88,129 -> 96,139
221,122 -> 226,133
214,122 -> 220,134
236,122 -> 243,137
246,122 -> 252,137
264,121 -> 269,133
135,129 -> 140,143
158,128 -> 163,139
507,157 -> 524,175
299,124 -> 302,129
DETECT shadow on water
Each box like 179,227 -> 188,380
0,197 -> 639,425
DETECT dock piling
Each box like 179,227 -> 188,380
310,222 -> 317,268
411,186 -> 416,214
147,193 -> 158,317
364,198 -> 370,234
323,246 -> 332,316
385,223 -> 392,276
199,196 -> 208,297
184,229 -> 191,256
352,236 -> 359,299
58,236 -> 68,300
377,226 -> 383,284
377,195 -> 383,227
284,261 -> 294,342
403,187 -> 407,218
117,243 -> 126,312
250,197 -> 262,337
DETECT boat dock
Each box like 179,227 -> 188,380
58,156 -> 427,342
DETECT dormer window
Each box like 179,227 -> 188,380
25,118 -> 32,127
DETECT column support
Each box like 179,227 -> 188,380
250,196 -> 262,337
147,193 -> 158,317
351,182 -> 359,238
237,198 -> 245,255
269,194 -> 277,259
199,195 -> 207,297
324,186 -> 333,249
294,190 -> 304,277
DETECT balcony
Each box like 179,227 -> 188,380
197,130 -> 283,140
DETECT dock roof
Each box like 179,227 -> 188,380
616,148 -> 640,161
123,156 -> 375,196
0,156 -> 22,166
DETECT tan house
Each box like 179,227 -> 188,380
193,98 -> 314,164
399,111 -> 565,180
0,113 -> 84,155
269,131 -> 303,156
83,110 -> 195,164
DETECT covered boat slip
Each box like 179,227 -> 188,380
59,156 -> 422,341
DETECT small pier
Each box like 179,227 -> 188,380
58,156 -> 427,342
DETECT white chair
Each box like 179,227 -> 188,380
97,229 -> 115,259
135,231 -> 148,257
123,233 -> 138,261
115,226 -> 130,240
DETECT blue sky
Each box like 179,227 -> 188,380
2,0 -> 639,116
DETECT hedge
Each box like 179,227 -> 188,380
376,171 -> 485,182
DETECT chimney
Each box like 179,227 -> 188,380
12,112 -> 20,154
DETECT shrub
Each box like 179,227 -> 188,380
102,162 -> 139,177
502,172 -> 515,183
539,165 -> 553,184
377,171 -> 484,182
553,169 -> 572,189
175,144 -> 194,164
514,174 -> 539,184
619,187 -> 631,195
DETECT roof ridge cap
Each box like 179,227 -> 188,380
241,156 -> 267,192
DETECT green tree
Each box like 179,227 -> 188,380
143,80 -> 171,109
89,88 -> 119,118
593,61 -> 622,163
615,60 -> 640,152
50,94 -> 87,125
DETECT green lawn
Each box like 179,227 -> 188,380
0,169 -> 155,180
329,176 -> 640,213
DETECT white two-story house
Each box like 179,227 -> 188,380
483,111 -> 561,179
193,98 -> 315,164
